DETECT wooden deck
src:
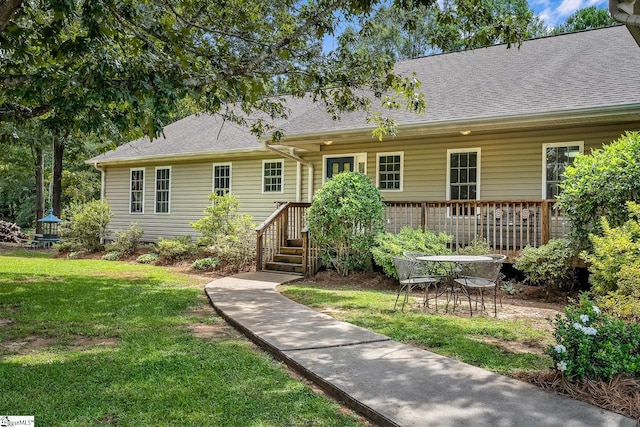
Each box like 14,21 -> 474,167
256,200 -> 567,274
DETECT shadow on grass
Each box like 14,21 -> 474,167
283,285 -> 552,376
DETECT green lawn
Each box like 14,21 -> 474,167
280,284 -> 554,376
0,251 -> 363,426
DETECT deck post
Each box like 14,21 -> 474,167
541,201 -> 550,245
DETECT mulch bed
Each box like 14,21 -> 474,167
516,371 -> 640,421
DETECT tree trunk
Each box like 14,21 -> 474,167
52,138 -> 64,217
34,145 -> 45,234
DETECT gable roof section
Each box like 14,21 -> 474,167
281,25 -> 640,137
90,26 -> 640,165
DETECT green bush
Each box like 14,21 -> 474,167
156,236 -> 197,263
58,200 -> 113,252
191,257 -> 220,271
456,236 -> 492,255
549,294 -> 640,380
307,172 -> 386,276
558,131 -> 640,249
514,238 -> 576,290
583,202 -> 640,295
136,253 -> 159,264
582,202 -> 640,322
101,251 -> 121,261
371,227 -> 452,279
191,193 -> 255,270
108,222 -> 144,256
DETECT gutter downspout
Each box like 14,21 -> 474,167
609,0 -> 640,45
92,162 -> 105,201
263,143 -> 314,203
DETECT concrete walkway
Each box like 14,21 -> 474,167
204,272 -> 637,427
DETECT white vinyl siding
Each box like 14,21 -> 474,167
213,163 -> 232,195
542,142 -> 583,199
377,152 -> 403,191
262,160 -> 284,193
129,168 -> 145,214
154,167 -> 171,214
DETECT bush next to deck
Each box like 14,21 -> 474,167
307,172 -> 385,276
514,238 -> 576,291
558,131 -> 640,249
584,202 -> 640,322
371,226 -> 452,279
191,193 -> 255,270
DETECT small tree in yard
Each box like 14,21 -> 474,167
307,172 -> 386,276
191,193 -> 256,270
58,200 -> 113,252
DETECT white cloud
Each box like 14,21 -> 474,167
557,0 -> 584,17
534,0 -> 609,28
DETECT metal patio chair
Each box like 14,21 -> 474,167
452,254 -> 506,317
403,252 -> 449,311
392,256 -> 438,312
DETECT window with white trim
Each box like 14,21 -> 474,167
155,167 -> 171,214
447,149 -> 480,215
213,163 -> 232,196
543,142 -> 582,199
377,152 -> 403,191
129,168 -> 145,214
262,160 -> 283,193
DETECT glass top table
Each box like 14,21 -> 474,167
416,255 -> 493,262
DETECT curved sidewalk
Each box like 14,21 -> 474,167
205,272 -> 637,427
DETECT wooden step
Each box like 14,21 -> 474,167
280,246 -> 303,255
274,254 -> 303,264
265,261 -> 304,274
287,239 -> 303,247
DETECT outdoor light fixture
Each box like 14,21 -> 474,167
459,130 -> 472,136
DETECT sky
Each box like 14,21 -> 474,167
322,0 -> 611,52
531,0 -> 608,27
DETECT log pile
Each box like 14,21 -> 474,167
0,220 -> 27,243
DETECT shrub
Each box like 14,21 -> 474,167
108,222 -> 144,256
191,193 -> 256,270
371,227 -> 452,279
101,251 -> 121,261
583,202 -> 640,322
58,200 -> 113,252
514,238 -> 576,290
307,172 -> 386,276
549,294 -> 640,380
456,236 -> 492,255
583,202 -> 640,295
557,131 -> 640,249
136,253 -> 159,264
191,257 -> 219,271
156,236 -> 197,263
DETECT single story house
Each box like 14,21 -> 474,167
88,26 -> 640,273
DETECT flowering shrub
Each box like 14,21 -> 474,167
549,294 -> 640,380
136,253 -> 159,264
191,257 -> 219,271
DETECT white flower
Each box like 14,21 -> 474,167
554,344 -> 567,353
582,326 -> 597,336
573,322 -> 583,331
556,361 -> 567,372
580,314 -> 590,323
592,305 -> 601,315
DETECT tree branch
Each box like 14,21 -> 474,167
0,103 -> 51,121
0,0 -> 22,32
0,73 -> 29,88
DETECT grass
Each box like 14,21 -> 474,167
280,284 -> 554,376
0,251 -> 364,426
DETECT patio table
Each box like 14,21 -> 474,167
416,255 -> 493,312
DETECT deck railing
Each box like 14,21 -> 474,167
384,200 -> 568,261
257,200 -> 569,271
256,202 -> 319,275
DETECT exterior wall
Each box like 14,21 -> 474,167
103,155 -> 298,241
299,123 -> 637,202
102,122 -> 638,241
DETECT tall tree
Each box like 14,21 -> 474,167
551,6 -> 616,34
340,0 -> 545,61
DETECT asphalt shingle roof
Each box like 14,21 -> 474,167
90,26 -> 640,164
